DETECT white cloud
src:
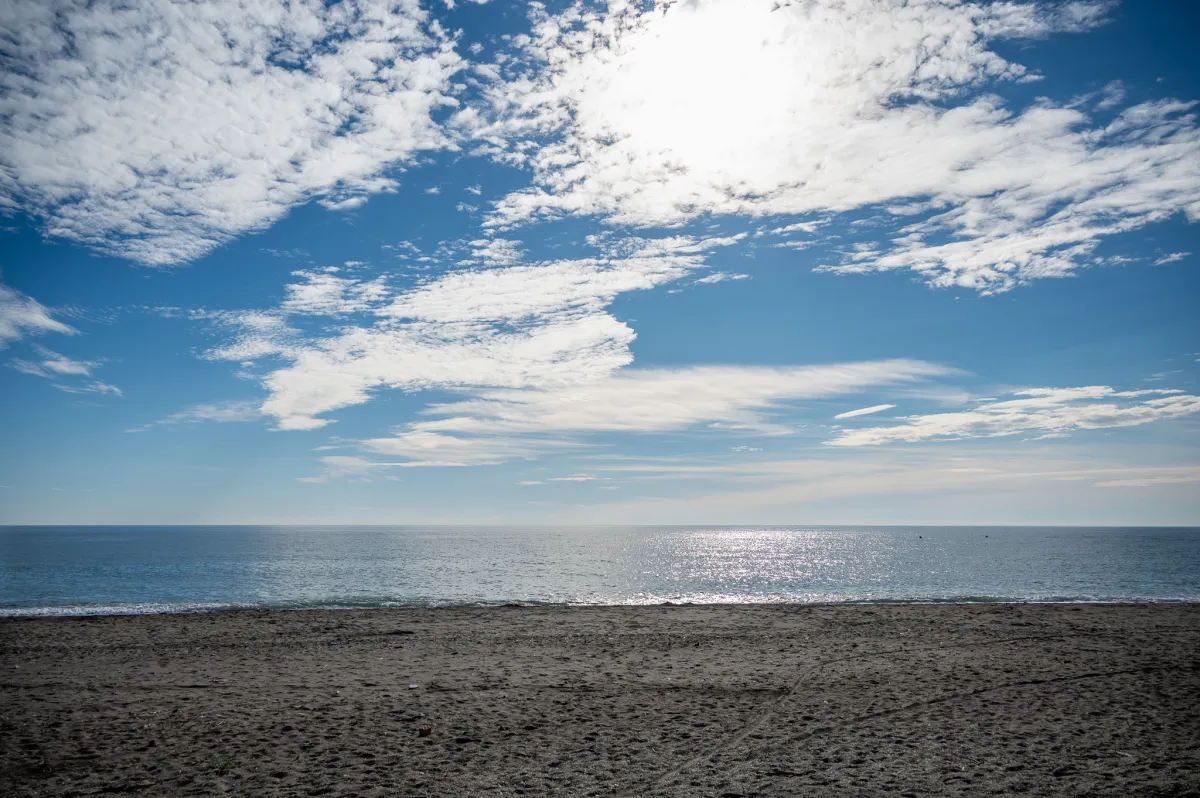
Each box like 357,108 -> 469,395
48,380 -> 122,396
1095,80 -> 1126,111
1,0 -> 464,265
769,222 -> 826,235
0,283 -> 74,346
11,344 -> 120,396
203,234 -> 744,431
468,0 -> 1199,293
356,359 -> 951,467
1154,252 -> 1189,265
464,237 -> 523,266
200,310 -> 300,362
828,387 -> 1200,446
281,271 -> 389,316
12,345 -> 94,377
834,403 -> 896,419
127,399 -> 261,433
318,196 -> 371,212
695,272 -> 749,284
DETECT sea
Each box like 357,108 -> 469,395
2,525 -> 1199,616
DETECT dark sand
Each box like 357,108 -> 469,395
2,604 -> 1199,797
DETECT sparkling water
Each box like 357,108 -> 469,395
2,525 -> 1198,615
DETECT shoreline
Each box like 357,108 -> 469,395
4,603 -> 1199,796
6,596 -> 1200,618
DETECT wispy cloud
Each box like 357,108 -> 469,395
11,346 -> 95,378
0,283 -> 74,347
10,345 -> 120,396
828,387 -> 1200,446
356,359 -> 951,468
834,403 -> 896,420
49,381 -> 123,396
127,400 -> 261,433
695,272 -> 749,285
582,449 -> 1200,521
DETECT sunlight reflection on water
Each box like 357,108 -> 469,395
2,525 -> 1198,614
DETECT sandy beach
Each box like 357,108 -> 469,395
2,604 -> 1199,796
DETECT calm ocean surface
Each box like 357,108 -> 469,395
2,526 -> 1199,615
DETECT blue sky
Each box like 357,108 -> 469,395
1,0 -> 1198,525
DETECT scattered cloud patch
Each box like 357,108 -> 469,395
11,345 -> 120,396
1,0 -> 465,265
466,238 -> 523,266
282,271 -> 389,316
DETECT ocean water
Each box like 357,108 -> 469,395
1,525 -> 1198,616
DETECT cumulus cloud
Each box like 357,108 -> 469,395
0,283 -> 74,346
466,0 -> 1199,293
1,0 -> 464,265
828,387 -> 1200,446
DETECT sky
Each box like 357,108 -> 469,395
1,0 -> 1198,526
